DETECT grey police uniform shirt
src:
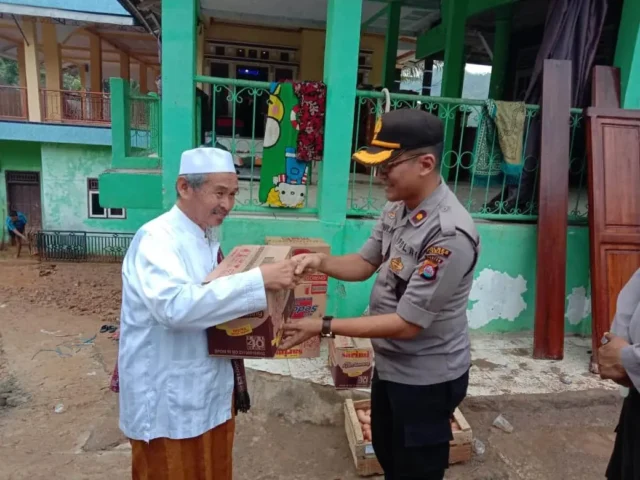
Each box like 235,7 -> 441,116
359,181 -> 480,386
610,268 -> 640,390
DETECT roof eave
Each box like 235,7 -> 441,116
0,3 -> 136,26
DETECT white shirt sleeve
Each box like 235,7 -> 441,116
621,344 -> 640,390
127,232 -> 267,330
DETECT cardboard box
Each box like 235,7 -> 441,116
329,336 -> 374,389
266,237 -> 330,360
206,245 -> 294,358
344,400 -> 472,477
265,237 -> 330,284
274,282 -> 328,359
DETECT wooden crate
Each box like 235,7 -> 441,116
450,407 -> 473,464
344,399 -> 383,477
344,399 -> 473,477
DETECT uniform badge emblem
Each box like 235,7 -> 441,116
418,259 -> 439,280
426,246 -> 451,257
390,257 -> 404,273
388,210 -> 396,219
412,210 -> 427,223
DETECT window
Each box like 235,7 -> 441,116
87,178 -> 126,219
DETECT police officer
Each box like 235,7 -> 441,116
599,268 -> 640,479
280,108 -> 480,480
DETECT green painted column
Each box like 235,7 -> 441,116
110,78 -> 130,160
488,7 -> 513,100
161,0 -> 197,210
382,1 -> 401,90
614,0 -> 640,109
148,92 -> 161,156
318,0 -> 363,226
440,0 -> 468,181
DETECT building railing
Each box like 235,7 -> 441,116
0,85 -> 28,120
351,90 -> 588,224
114,75 -> 589,224
40,89 -> 111,124
195,75 -> 319,215
35,230 -> 133,263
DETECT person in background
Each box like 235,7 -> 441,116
118,147 -> 298,479
281,109 -> 480,480
599,268 -> 640,480
6,209 -> 27,258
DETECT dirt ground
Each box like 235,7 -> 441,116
0,254 -> 624,480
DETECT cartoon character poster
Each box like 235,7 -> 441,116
259,82 -> 308,208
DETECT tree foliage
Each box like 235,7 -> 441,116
0,58 -> 19,85
0,58 -> 83,90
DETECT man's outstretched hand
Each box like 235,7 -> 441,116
292,253 -> 324,276
260,259 -> 300,291
278,317 -> 322,351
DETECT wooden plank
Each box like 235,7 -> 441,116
451,408 -> 473,445
591,65 -> 621,108
533,59 -> 573,360
344,402 -> 361,467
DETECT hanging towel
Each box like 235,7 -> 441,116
293,81 -> 326,162
474,100 -> 527,185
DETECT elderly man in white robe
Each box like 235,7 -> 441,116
117,147 -> 297,480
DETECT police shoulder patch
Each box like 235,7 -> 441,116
418,258 -> 439,281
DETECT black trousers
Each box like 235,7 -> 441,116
371,369 -> 469,480
606,388 -> 640,480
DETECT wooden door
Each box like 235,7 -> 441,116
587,108 -> 640,370
6,171 -> 42,229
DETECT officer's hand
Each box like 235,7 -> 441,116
292,253 -> 324,275
278,318 -> 323,351
260,259 -> 299,291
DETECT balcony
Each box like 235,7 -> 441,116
0,85 -> 112,126
40,89 -> 111,124
0,85 -> 27,120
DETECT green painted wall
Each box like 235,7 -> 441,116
1,137 -> 593,334
40,143 -> 162,232
615,0 -> 640,109
219,217 -> 593,334
0,140 -> 42,236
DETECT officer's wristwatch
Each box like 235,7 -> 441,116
320,316 -> 335,338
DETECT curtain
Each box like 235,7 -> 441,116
487,0 -> 608,214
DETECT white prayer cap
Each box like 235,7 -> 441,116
179,147 -> 235,175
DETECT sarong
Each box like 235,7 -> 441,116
130,418 -> 235,480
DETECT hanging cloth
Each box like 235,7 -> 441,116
293,81 -> 327,162
474,99 -> 527,186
